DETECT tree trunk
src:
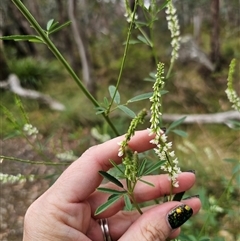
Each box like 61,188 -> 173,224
68,0 -> 96,96
0,48 -> 9,80
55,0 -> 76,67
210,0 -> 220,67
5,2 -> 37,57
193,8 -> 203,44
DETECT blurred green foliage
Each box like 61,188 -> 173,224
8,57 -> 65,89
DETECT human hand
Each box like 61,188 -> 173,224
23,129 -> 201,241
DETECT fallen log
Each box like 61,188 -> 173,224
0,74 -> 65,111
1,75 -> 239,125
163,110 -> 240,126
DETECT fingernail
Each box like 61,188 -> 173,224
186,170 -> 195,174
168,204 -> 193,229
182,194 -> 200,200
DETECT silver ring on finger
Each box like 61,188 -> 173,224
98,218 -> 112,241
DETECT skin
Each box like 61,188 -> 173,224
23,129 -> 201,241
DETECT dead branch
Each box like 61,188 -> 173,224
179,35 -> 215,71
1,74 -> 65,111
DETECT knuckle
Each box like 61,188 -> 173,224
140,223 -> 168,241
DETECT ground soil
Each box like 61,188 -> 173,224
0,137 -> 73,241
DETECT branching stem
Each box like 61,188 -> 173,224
11,0 -> 119,136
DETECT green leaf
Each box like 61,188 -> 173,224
109,159 -> 125,175
29,37 -> 44,43
166,116 -> 187,133
137,159 -> 147,177
108,85 -> 120,104
160,90 -> 169,95
0,35 -> 43,43
144,77 -> 155,82
127,39 -> 141,45
137,35 -> 151,46
48,20 -> 72,34
124,194 -> 133,211
178,233 -> 195,241
95,194 -> 120,215
144,72 -> 157,82
127,92 -> 153,103
172,129 -> 187,137
224,158 -> 239,164
99,171 -> 124,188
0,104 -> 18,127
138,178 -> 155,187
97,187 -> 127,194
46,19 -> 55,31
172,191 -> 185,201
103,97 -> 109,107
49,21 -> 59,31
149,72 -> 156,78
134,21 -> 149,27
159,0 -> 171,11
117,105 -> 136,118
108,194 -> 119,200
95,107 -> 106,115
227,120 -> 240,130
143,160 -> 166,175
233,164 -> 240,174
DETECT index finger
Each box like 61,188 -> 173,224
51,129 -> 154,202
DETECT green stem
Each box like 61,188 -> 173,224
149,27 -> 158,66
138,27 -> 153,47
11,0 -> 119,136
127,179 -> 143,215
131,193 -> 143,214
107,0 -> 139,114
166,60 -> 174,80
0,155 -> 70,166
129,192 -> 143,215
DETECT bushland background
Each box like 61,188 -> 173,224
0,0 -> 239,240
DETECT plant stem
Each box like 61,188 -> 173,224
131,193 -> 143,214
126,178 -> 143,215
107,0 -> 139,114
0,155 -> 70,166
166,60 -> 174,80
138,27 -> 153,47
149,27 -> 158,66
11,0 -> 119,136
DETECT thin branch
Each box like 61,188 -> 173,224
0,155 -> 70,166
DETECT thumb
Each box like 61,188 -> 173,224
119,202 -> 193,241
